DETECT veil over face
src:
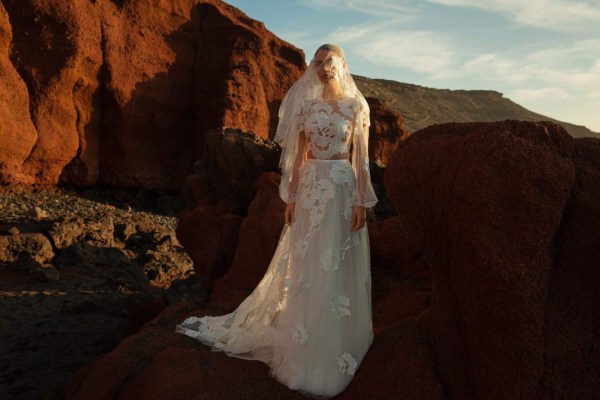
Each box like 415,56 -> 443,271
275,44 -> 372,205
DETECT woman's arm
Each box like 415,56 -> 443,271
351,103 -> 377,230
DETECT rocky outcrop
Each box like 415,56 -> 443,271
1,0 -> 103,186
64,120 -> 599,400
208,172 -> 287,310
383,120 -> 599,400
366,96 -> 411,167
0,0 -> 304,188
175,128 -> 281,290
0,2 -> 38,185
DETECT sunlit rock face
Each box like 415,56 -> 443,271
0,0 -> 304,188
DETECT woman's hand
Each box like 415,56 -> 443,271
351,205 -> 366,231
285,202 -> 295,225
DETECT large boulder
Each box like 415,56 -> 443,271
384,120 -> 599,400
538,137 -> 600,399
183,128 -> 281,209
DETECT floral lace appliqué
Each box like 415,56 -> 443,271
338,352 -> 357,375
319,247 -> 341,272
291,323 -> 309,344
297,271 -> 309,289
330,162 -> 354,186
304,99 -> 355,159
328,294 -> 351,319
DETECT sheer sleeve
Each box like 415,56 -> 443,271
351,102 -> 378,208
279,105 -> 307,204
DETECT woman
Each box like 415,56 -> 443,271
176,43 -> 377,398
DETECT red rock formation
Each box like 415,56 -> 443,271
175,128 -> 281,290
2,0 -> 103,185
65,302 -> 307,400
0,0 -> 304,188
384,120 -> 599,400
0,2 -> 38,184
366,96 -> 411,167
538,137 -> 600,399
209,172 -> 286,310
368,216 -> 429,279
176,203 -> 243,290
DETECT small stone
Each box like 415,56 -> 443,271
27,206 -> 48,220
8,226 -> 20,236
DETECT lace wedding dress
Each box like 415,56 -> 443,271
176,46 -> 377,399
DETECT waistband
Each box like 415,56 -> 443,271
304,158 -> 350,163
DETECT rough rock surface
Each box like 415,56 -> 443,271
0,0 -> 304,188
208,172 -> 288,310
0,2 -> 38,185
366,96 -> 411,167
65,120 -> 599,400
175,128 -> 281,290
0,184 -> 203,400
383,120 -> 599,400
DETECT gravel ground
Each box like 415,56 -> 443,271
0,183 -> 204,400
0,183 -> 182,230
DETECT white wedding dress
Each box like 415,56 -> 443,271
176,96 -> 378,398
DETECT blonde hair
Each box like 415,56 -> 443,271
313,43 -> 346,62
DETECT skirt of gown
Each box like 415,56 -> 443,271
175,159 -> 373,399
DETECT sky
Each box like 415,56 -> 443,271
226,0 -> 600,132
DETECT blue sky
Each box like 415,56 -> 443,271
226,0 -> 600,132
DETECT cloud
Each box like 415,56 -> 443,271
426,0 -> 600,32
306,0 -> 418,19
462,40 -> 600,89
328,22 -> 459,78
278,30 -> 313,48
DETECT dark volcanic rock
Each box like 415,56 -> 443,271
0,232 -> 54,265
184,128 -> 281,209
384,120 -> 598,400
176,128 -> 280,290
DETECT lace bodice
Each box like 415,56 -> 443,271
299,98 -> 355,160
279,96 -> 378,208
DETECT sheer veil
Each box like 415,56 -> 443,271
274,44 -> 372,205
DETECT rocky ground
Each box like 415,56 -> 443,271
0,184 -> 205,400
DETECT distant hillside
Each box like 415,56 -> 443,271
353,75 -> 600,139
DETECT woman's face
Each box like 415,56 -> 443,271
314,50 -> 340,84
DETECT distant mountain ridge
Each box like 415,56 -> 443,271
353,75 -> 600,139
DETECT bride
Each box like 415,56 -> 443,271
175,43 -> 378,398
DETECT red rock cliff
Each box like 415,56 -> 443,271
0,0 -> 305,188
